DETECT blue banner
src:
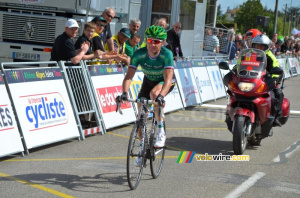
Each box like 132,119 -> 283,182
88,65 -> 123,76
205,60 -> 218,66
191,60 -> 206,67
5,68 -> 63,84
175,61 -> 192,69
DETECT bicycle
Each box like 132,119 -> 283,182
116,97 -> 166,190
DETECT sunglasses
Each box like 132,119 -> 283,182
175,26 -> 181,29
106,12 -> 114,19
147,38 -> 163,44
97,23 -> 106,27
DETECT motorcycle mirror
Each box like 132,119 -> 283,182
218,62 -> 229,70
270,67 -> 283,75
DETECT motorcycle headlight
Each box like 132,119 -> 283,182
238,82 -> 255,92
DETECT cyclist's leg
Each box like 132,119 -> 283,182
150,81 -> 175,147
137,76 -> 156,139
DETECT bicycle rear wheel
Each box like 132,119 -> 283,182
150,121 -> 166,179
127,124 -> 144,190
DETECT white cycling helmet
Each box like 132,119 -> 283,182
251,34 -> 271,51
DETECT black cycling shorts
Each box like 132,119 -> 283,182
138,76 -> 176,99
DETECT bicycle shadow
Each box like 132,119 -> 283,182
0,172 -> 132,193
166,136 -> 260,155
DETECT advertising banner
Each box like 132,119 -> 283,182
205,60 -> 226,99
191,60 -> 215,102
88,65 -> 136,129
5,68 -> 79,149
278,58 -> 290,79
287,58 -> 298,76
174,61 -> 201,107
0,74 -> 24,157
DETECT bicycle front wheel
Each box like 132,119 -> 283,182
127,124 -> 144,190
150,121 -> 166,179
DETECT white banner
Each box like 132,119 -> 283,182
191,60 -> 215,102
205,60 -> 226,99
287,58 -> 298,76
278,58 -> 290,79
88,65 -> 136,129
5,68 -> 79,149
174,61 -> 201,107
0,74 -> 24,157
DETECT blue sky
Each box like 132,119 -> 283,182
217,0 -> 298,14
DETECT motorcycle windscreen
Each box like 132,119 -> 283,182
236,48 -> 267,79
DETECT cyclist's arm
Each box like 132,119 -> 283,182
122,67 -> 136,93
160,68 -> 174,97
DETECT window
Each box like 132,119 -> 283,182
179,0 -> 196,30
151,0 -> 172,26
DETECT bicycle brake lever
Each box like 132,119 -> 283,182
116,96 -> 123,115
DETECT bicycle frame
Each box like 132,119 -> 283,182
116,97 -> 166,189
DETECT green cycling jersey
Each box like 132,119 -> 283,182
129,46 -> 174,81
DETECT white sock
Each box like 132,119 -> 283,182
157,121 -> 165,135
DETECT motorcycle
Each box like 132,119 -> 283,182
219,48 -> 290,155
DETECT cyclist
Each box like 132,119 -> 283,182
120,25 -> 175,166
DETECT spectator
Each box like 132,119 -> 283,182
51,19 -> 89,64
217,29 -> 227,53
75,22 -> 100,60
235,39 -> 245,58
129,18 -> 141,35
125,33 -> 141,58
102,7 -> 116,52
226,28 -> 236,60
155,18 -> 169,29
274,40 -> 283,56
91,16 -> 107,53
281,38 -> 292,54
204,28 -> 219,53
104,28 -> 131,66
270,41 -> 275,54
166,21 -> 184,61
272,33 -> 278,43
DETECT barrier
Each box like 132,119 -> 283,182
87,63 -> 136,129
205,60 -> 226,99
0,70 -> 24,157
287,58 -> 298,76
278,58 -> 290,79
174,61 -> 201,107
59,61 -> 105,138
1,62 -> 80,152
191,60 -> 215,102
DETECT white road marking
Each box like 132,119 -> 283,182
272,139 -> 300,162
225,172 -> 266,198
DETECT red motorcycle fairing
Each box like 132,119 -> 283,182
233,107 -> 255,123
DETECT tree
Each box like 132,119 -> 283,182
234,0 -> 264,34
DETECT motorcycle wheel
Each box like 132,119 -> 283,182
232,115 -> 248,155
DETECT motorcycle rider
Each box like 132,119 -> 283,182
223,33 -> 283,128
251,34 -> 283,127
